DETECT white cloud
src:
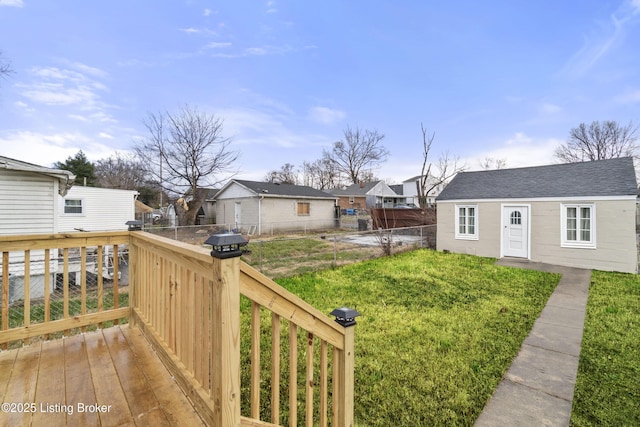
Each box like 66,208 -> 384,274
266,1 -> 277,13
463,132 -> 560,170
220,106 -> 330,151
539,103 -> 562,115
98,132 -> 114,139
206,42 -> 232,49
614,88 -> 640,104
0,0 -> 23,7
0,131 -> 115,166
203,8 -> 212,16
16,65 -> 116,125
308,106 -> 346,125
561,1 -> 640,77
179,27 -> 218,36
20,83 -> 100,106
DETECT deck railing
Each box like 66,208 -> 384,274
0,232 -> 130,348
0,231 -> 357,427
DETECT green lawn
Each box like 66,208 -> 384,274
241,249 -> 560,426
570,270 -> 640,426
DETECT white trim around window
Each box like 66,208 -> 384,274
560,203 -> 596,248
455,204 -> 478,240
63,198 -> 85,215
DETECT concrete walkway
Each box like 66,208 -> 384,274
475,259 -> 592,427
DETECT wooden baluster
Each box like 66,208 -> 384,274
97,246 -> 103,329
24,250 -> 30,337
1,252 -> 6,349
81,247 -> 87,333
63,248 -> 69,336
44,249 -> 50,340
289,323 -> 298,427
306,331 -> 314,427
250,301 -> 261,419
113,244 -> 119,325
320,341 -> 328,427
271,312 -> 281,425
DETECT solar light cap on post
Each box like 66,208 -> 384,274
330,307 -> 360,327
205,232 -> 248,259
126,220 -> 142,231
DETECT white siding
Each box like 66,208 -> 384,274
58,186 -> 137,232
216,182 -> 255,199
0,169 -> 58,235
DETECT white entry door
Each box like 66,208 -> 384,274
234,202 -> 242,229
503,206 -> 529,258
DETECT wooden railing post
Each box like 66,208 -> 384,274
206,233 -> 247,427
330,307 -> 360,427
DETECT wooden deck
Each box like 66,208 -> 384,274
0,326 -> 205,427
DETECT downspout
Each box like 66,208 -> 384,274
258,194 -> 263,235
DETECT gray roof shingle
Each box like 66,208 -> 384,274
328,182 -> 381,196
234,180 -> 336,199
437,157 -> 638,201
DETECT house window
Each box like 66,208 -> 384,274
455,205 -> 478,240
561,204 -> 595,248
64,199 -> 84,215
510,211 -> 521,225
349,196 -> 355,204
297,202 -> 310,216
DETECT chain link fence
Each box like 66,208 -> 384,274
143,223 -> 436,278
1,247 -> 129,346
242,225 -> 436,278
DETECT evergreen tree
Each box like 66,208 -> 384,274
54,150 -> 97,186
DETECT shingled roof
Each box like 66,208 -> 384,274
437,157 -> 638,201
233,180 -> 336,199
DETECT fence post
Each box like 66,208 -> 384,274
206,233 -> 247,427
331,307 -> 360,427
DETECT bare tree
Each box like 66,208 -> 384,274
302,158 -> 339,190
555,120 -> 639,163
135,105 -> 239,225
0,51 -> 13,80
95,152 -> 146,189
416,123 -> 464,207
323,126 -> 388,184
479,157 -> 507,170
265,163 -> 298,184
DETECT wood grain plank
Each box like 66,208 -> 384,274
102,326 -> 169,425
120,326 -> 206,426
84,330 -> 134,427
65,334 -> 100,427
31,339 -> 67,427
0,343 -> 40,427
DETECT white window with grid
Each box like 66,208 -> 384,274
561,203 -> 595,248
455,205 -> 478,240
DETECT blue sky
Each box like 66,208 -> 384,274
1,0 -> 639,185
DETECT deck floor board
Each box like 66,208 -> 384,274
0,326 -> 205,427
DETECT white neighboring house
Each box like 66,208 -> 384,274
1,156 -> 138,304
402,175 -> 446,207
58,185 -> 138,287
0,156 -> 74,303
0,156 -> 74,236
59,186 -> 138,232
